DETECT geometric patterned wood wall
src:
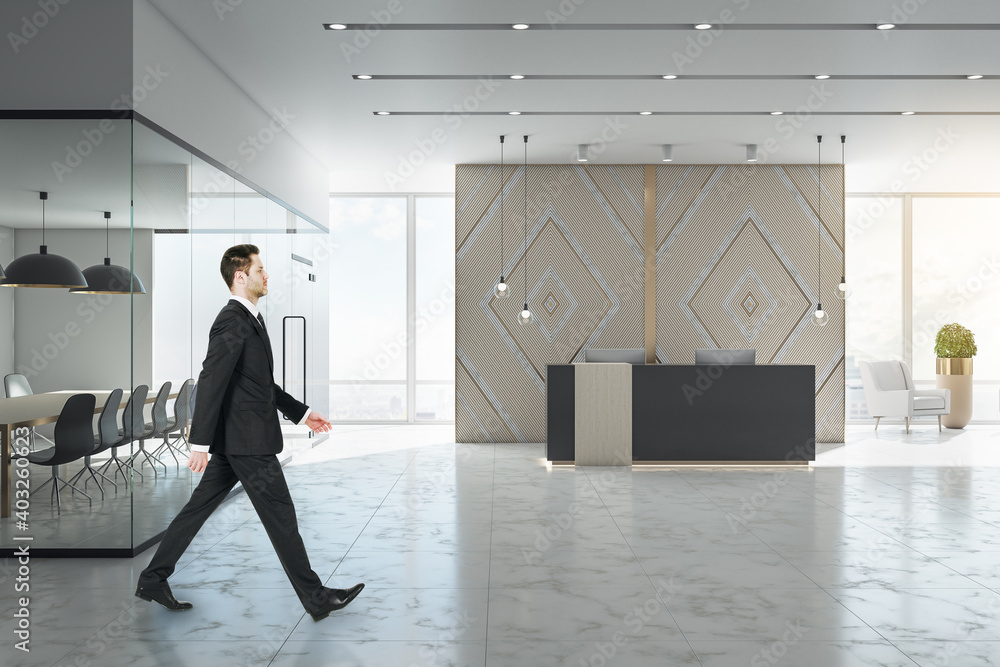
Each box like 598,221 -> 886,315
655,165 -> 845,443
456,163 -> 845,444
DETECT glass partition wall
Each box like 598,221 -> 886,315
0,113 -> 328,556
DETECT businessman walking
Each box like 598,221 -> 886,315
136,244 -> 363,621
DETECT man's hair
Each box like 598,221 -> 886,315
220,244 -> 260,288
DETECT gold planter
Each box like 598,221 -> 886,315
936,358 -> 973,429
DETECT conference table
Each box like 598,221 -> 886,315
1,389 -> 179,518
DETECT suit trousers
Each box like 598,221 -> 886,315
138,451 -> 329,612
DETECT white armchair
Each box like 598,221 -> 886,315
859,360 -> 951,433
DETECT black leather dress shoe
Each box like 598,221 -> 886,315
135,584 -> 193,611
310,583 -> 365,621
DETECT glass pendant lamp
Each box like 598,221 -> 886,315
811,136 -> 829,327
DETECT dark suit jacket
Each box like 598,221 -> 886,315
189,299 -> 308,455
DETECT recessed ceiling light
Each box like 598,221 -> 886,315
814,74 -> 830,80
694,23 -> 713,30
508,111 -> 521,115
967,74 -> 984,80
509,74 -> 525,80
769,111 -> 784,115
900,111 -> 915,115
375,111 -> 390,115
512,23 -> 529,30
356,74 -> 373,80
876,23 -> 895,30
639,111 -> 652,116
326,23 -> 347,30
662,74 -> 678,80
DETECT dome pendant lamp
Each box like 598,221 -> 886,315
70,211 -> 147,294
494,135 -> 509,298
2,192 -> 88,289
836,134 -> 852,300
810,136 -> 829,327
518,135 -> 533,326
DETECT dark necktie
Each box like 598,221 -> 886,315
256,313 -> 266,331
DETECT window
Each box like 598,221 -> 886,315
329,195 -> 455,422
845,196 -> 903,419
913,197 -> 1000,421
847,193 -> 1000,423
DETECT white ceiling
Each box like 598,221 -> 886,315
6,0 -> 999,222
141,0 -> 1000,193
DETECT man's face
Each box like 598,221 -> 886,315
241,254 -> 268,298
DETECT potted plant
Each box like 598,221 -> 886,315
935,323 -> 977,429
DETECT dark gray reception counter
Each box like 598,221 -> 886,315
546,363 -> 816,465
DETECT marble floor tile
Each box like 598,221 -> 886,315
636,548 -> 821,590
832,588 -> 1000,641
692,640 -> 919,667
172,547 -> 342,589
1,640 -> 82,667
287,588 -> 489,641
745,518 -> 915,553
486,639 -> 701,666
333,550 -> 490,589
53,638 -> 281,667
893,641 -> 1000,667
116,587 -> 307,642
667,587 -> 882,641
352,522 -> 493,552
489,546 -> 651,589
487,586 -> 682,641
781,550 -> 986,589
269,640 -> 486,667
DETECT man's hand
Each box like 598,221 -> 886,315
187,451 -> 209,473
304,412 -> 332,434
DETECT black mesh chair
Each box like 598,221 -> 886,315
68,389 -> 123,498
151,379 -> 192,467
17,394 -> 96,513
129,381 -> 170,475
4,372 -> 56,450
99,384 -> 148,485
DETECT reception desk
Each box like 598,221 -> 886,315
546,363 -> 815,465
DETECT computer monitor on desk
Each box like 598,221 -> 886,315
584,348 -> 646,365
694,349 -> 756,365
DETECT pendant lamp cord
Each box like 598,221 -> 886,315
499,135 -> 504,280
841,135 -> 846,279
817,135 -> 822,305
106,212 -> 110,257
523,135 -> 528,306
41,193 -> 46,246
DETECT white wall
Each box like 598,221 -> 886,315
12,228 -> 153,393
132,0 -> 329,227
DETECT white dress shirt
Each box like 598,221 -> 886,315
189,295 -> 311,453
